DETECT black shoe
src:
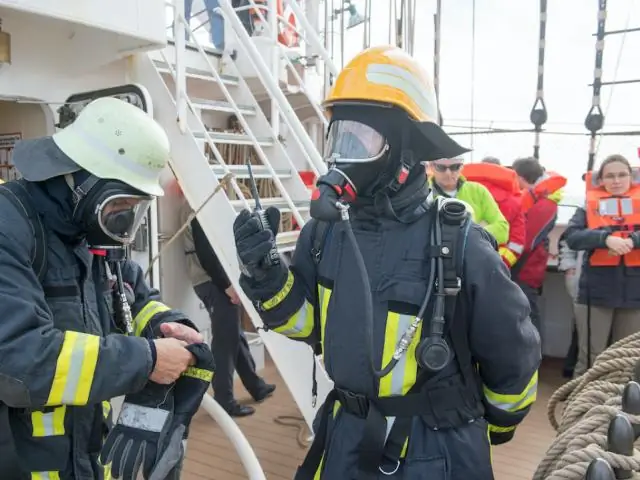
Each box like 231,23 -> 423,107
251,383 -> 276,403
222,402 -> 255,417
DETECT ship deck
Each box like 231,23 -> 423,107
182,358 -> 566,480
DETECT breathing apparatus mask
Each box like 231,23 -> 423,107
310,105 -> 470,380
69,173 -> 152,248
68,172 -> 153,335
310,106 -> 414,222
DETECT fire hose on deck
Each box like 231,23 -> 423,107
534,331 -> 640,479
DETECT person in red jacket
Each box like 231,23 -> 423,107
462,157 -> 526,268
511,157 -> 567,341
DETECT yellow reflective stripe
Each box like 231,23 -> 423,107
378,311 -> 423,456
272,301 -> 315,338
102,401 -> 111,419
262,271 -> 294,311
498,246 -> 518,267
46,331 -> 100,406
31,406 -> 66,437
488,424 -> 516,433
483,370 -> 538,412
31,473 -> 60,480
313,456 -> 325,480
104,463 -> 113,480
318,286 -> 332,347
379,313 -> 423,397
133,301 -> 170,336
313,400 -> 341,480
400,437 -> 409,458
182,366 -> 214,382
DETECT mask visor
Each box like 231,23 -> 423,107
325,120 -> 387,164
97,194 -> 152,245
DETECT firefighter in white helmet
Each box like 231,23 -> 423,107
0,97 -> 214,480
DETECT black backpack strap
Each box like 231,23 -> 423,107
382,218 -> 474,468
307,220 -> 333,406
0,181 -> 47,282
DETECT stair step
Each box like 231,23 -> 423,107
229,197 -> 310,213
153,60 -> 239,86
210,164 -> 292,179
193,99 -> 256,116
194,131 -> 273,146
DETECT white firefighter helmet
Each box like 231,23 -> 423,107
52,97 -> 170,197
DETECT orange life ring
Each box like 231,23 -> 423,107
250,0 -> 299,47
277,0 -> 299,47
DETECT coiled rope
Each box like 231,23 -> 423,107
533,331 -> 640,479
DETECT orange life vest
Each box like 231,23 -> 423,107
585,169 -> 640,267
521,171 -> 567,213
461,163 -> 520,195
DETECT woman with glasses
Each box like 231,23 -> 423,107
565,154 -> 640,376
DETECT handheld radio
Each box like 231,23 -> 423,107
247,163 -> 280,267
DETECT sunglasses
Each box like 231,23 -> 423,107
434,163 -> 463,173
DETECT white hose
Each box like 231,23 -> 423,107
199,393 -> 267,480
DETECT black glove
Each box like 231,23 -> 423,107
233,207 -> 287,300
233,207 -> 281,274
148,343 -> 216,480
100,383 -> 174,480
488,423 -> 516,445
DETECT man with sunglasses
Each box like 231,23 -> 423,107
428,158 -> 509,244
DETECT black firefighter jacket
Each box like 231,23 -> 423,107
0,178 -> 190,480
247,205 -> 541,479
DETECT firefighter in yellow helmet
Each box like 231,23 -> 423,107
233,46 -> 540,479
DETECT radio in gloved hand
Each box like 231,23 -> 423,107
237,163 -> 280,276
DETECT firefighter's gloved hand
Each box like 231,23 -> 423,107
488,424 -> 516,446
100,383 -> 174,480
149,343 -> 215,480
233,207 -> 287,298
233,207 -> 281,269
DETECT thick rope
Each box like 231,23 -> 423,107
533,330 -> 640,479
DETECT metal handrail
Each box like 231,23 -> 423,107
244,0 -> 328,130
165,1 -> 307,227
158,50 -> 251,211
217,0 -> 326,176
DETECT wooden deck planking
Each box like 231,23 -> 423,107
183,358 -> 566,479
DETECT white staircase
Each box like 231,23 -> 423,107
132,0 -> 335,428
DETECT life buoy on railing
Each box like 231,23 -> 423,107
250,0 -> 300,47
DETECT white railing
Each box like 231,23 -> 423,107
200,395 -> 267,479
217,0 -> 326,175
165,0 -> 309,227
242,0 -> 328,130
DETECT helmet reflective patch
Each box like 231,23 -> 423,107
365,63 -> 439,121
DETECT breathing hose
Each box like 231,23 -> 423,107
333,201 -> 439,380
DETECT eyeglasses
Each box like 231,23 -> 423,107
602,172 -> 631,181
434,163 -> 463,173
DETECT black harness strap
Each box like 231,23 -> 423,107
309,220 -> 333,406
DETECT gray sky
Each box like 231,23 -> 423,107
337,0 -> 640,194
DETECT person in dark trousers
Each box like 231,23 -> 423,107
181,202 -> 275,417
